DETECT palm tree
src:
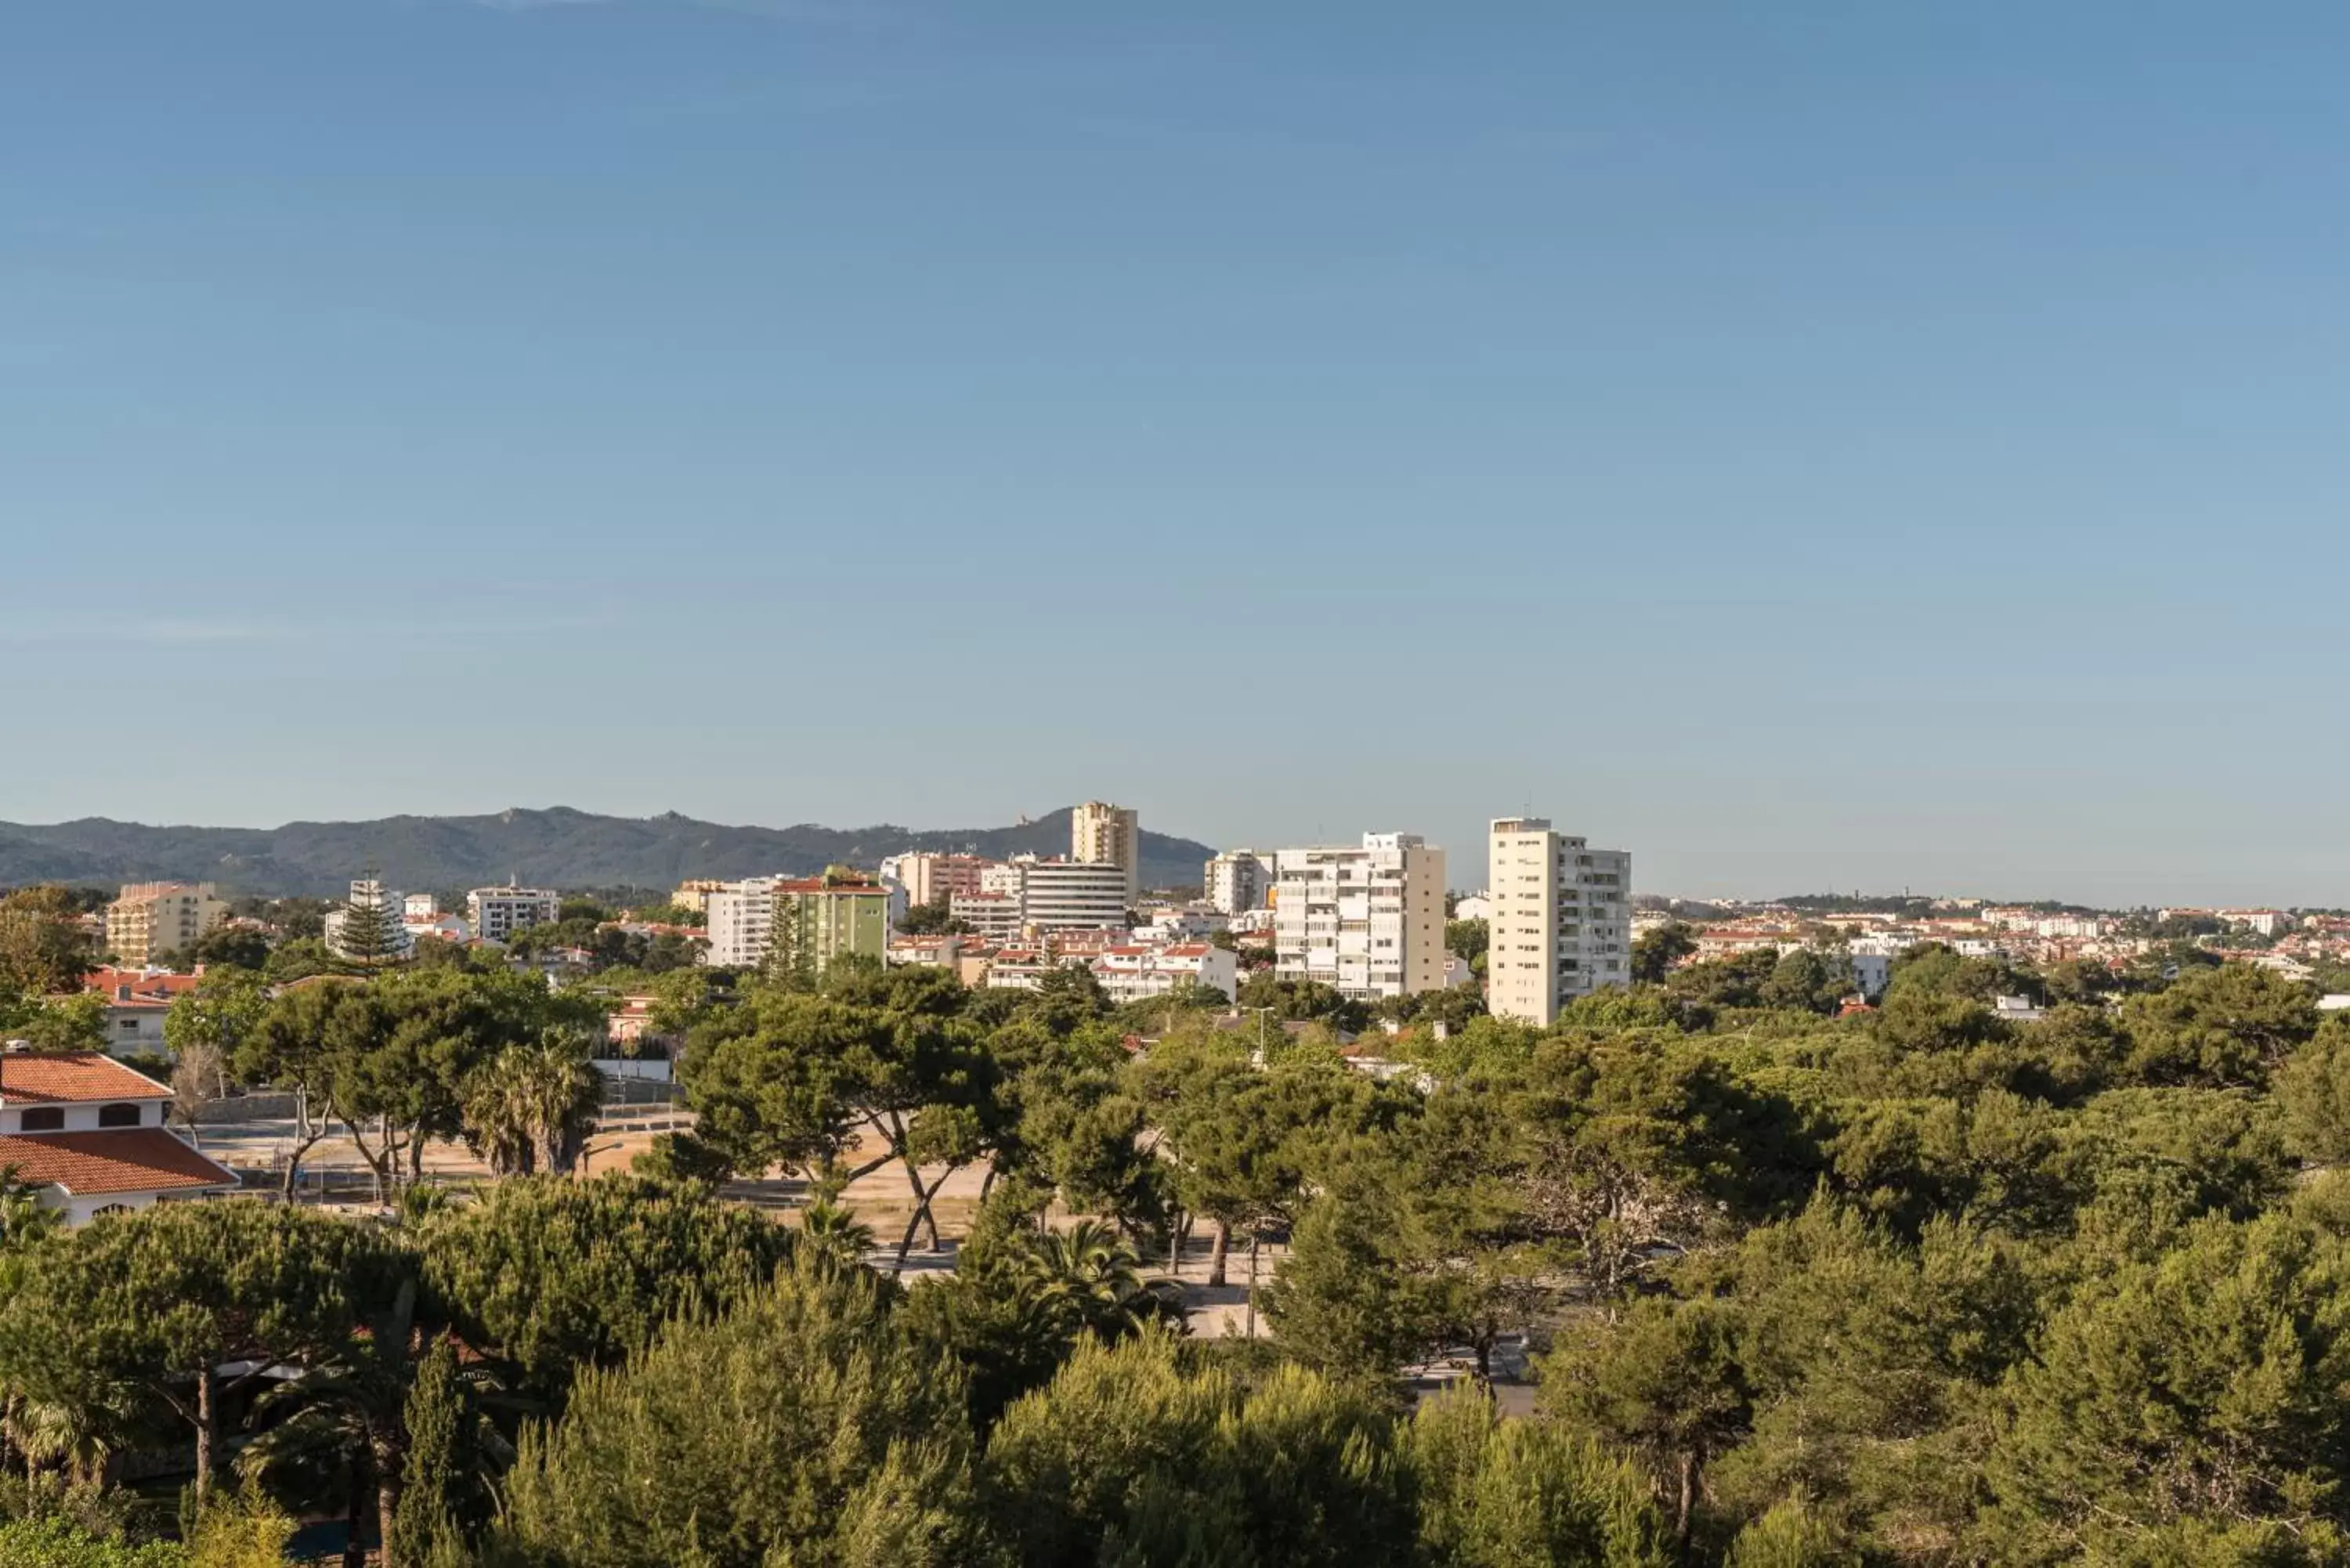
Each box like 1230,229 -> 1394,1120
0,1165 -> 61,1254
2,1382 -> 136,1487
796,1197 -> 876,1270
238,1278 -> 418,1568
1021,1219 -> 1184,1339
460,1039 -> 603,1177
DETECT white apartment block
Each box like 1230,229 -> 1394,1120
1015,857 -> 1131,932
1205,851 -> 1271,915
1072,801 -> 1141,904
1271,833 -> 1448,1001
467,885 -> 562,945
949,892 -> 1025,945
1485,818 -> 1632,1027
702,878 -> 777,967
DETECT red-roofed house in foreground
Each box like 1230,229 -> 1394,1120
0,1050 -> 239,1225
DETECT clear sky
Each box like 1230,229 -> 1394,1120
5,1 -> 2349,905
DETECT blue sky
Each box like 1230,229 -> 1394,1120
5,1 -> 2348,904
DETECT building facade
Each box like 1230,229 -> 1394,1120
1072,801 -> 1141,904
104,883 -> 229,967
1205,851 -> 1271,915
670,880 -> 729,916
1094,941 -> 1240,1005
949,891 -> 1025,945
702,873 -> 893,974
1271,833 -> 1448,1000
882,852 -> 991,909
466,886 -> 562,945
1013,857 -> 1131,933
703,878 -> 778,967
1484,818 -> 1632,1027
769,873 -> 895,978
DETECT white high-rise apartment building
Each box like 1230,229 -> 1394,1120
1485,818 -> 1632,1027
703,878 -> 778,967
466,885 -> 563,945
1271,833 -> 1448,1000
1071,801 -> 1141,904
1205,851 -> 1271,915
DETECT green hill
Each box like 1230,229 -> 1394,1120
0,806 -> 1218,899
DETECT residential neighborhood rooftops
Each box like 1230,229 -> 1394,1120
0,1052 -> 172,1106
81,966 -> 205,1003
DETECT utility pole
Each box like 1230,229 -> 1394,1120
1243,1005 -> 1275,1064
1246,1227 -> 1260,1338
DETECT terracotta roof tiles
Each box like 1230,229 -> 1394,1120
0,1053 -> 171,1106
0,1129 -> 239,1196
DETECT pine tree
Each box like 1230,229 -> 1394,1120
332,873 -> 403,970
390,1339 -> 472,1568
761,895 -> 819,992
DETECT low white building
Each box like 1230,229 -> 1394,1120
1134,909 -> 1227,944
1093,942 -> 1238,1005
0,1052 -> 239,1226
1451,893 -> 1495,923
950,892 -> 1025,945
887,935 -> 967,969
1849,950 -> 1893,999
405,912 -> 471,945
985,949 -> 1082,992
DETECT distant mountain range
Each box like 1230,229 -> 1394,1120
0,807 -> 1220,901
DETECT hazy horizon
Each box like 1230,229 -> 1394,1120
0,800 -> 2324,911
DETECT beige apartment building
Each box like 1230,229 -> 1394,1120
1485,817 -> 1632,1027
105,882 -> 229,966
669,879 -> 730,916
1071,800 -> 1141,904
1271,833 -> 1448,1000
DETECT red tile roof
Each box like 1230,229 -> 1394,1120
83,967 -> 204,1003
0,1053 -> 171,1106
0,1129 -> 239,1195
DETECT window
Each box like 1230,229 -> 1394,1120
99,1103 -> 143,1128
19,1107 -> 64,1132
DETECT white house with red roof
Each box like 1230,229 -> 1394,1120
79,965 -> 205,1057
0,1050 -> 240,1225
1093,941 -> 1238,1005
